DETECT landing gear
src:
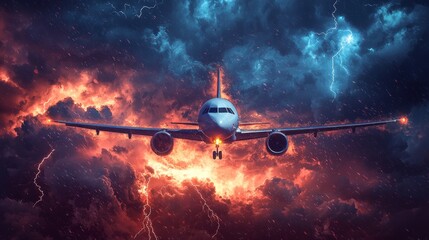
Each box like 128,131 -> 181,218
212,143 -> 223,160
212,150 -> 223,160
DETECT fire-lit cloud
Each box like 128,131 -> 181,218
1,1 -> 429,239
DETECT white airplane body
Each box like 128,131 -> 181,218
56,69 -> 406,159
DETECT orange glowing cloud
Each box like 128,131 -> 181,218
0,68 -> 22,90
293,168 -> 313,187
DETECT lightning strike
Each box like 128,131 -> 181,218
330,32 -> 354,99
315,0 -> 355,100
33,146 -> 55,207
316,0 -> 339,36
42,96 -> 53,112
136,0 -> 160,18
192,182 -> 221,239
134,174 -> 158,240
108,0 -> 161,18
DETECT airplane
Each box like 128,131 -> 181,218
55,69 -> 407,159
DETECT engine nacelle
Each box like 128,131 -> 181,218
150,131 -> 174,156
266,132 -> 288,155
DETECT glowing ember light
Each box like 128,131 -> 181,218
399,117 -> 408,125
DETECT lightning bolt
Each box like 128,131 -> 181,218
135,0 -> 160,18
33,146 -> 55,207
42,96 -> 53,112
330,31 -> 353,99
192,183 -> 221,239
134,174 -> 158,240
316,0 -> 339,37
107,0 -> 161,18
315,0 -> 354,100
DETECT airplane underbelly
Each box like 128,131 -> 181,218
199,115 -> 237,141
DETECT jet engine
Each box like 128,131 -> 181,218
266,132 -> 288,155
150,131 -> 174,156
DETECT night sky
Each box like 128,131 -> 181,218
1,0 -> 429,239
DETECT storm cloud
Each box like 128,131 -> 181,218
1,0 -> 428,239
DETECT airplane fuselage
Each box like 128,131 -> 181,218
197,98 -> 239,143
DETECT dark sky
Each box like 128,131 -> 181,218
1,0 -> 429,239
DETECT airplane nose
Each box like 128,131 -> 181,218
215,119 -> 233,138
207,115 -> 233,139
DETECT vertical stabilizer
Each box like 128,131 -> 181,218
216,68 -> 221,98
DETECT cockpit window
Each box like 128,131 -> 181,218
204,107 -> 234,114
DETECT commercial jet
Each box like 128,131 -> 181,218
55,69 -> 407,159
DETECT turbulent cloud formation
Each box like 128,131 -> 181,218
1,0 -> 428,239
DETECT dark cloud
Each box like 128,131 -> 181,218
258,177 -> 301,204
112,145 -> 128,154
47,97 -> 113,121
1,0 -> 428,239
0,199 -> 45,240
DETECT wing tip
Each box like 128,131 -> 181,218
397,116 -> 408,125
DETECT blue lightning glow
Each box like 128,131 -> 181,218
314,0 -> 357,100
316,0 -> 339,37
330,30 -> 354,98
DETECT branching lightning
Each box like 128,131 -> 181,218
108,0 -> 161,18
315,0 -> 355,100
136,0 -> 160,18
134,174 -> 158,240
192,183 -> 221,239
33,145 -> 55,207
42,96 -> 53,113
316,0 -> 339,37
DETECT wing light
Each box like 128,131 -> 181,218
44,118 -> 54,125
399,117 -> 408,125
214,138 -> 222,145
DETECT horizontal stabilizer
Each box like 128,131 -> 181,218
239,122 -> 270,126
171,122 -> 199,126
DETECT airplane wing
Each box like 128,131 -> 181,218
54,120 -> 204,141
235,118 -> 403,141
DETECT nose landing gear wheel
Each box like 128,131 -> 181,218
213,143 -> 223,160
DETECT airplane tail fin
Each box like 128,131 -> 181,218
216,68 -> 221,98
